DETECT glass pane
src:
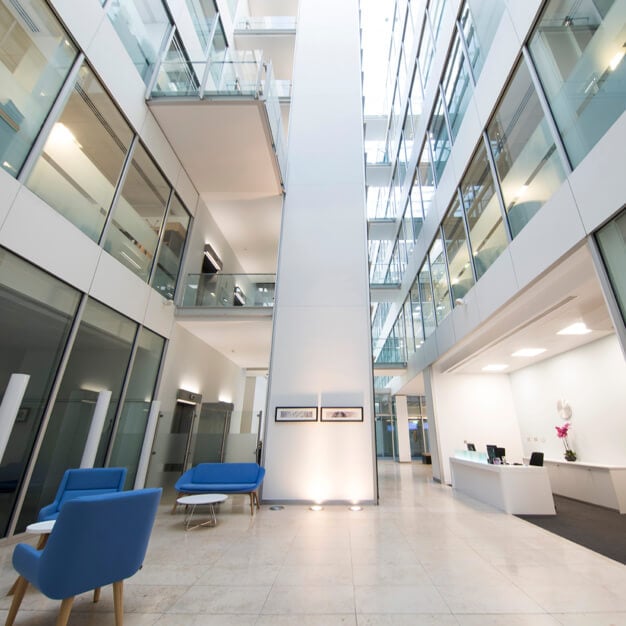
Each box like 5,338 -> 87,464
428,0 -> 445,40
0,0 -> 78,176
417,141 -> 435,216
108,326 -> 165,487
529,0 -> 626,168
107,0 -> 171,84
460,0 -> 506,79
186,0 -> 217,51
487,59 -> 567,237
461,141 -> 508,278
418,260 -> 436,338
418,19 -> 434,85
26,63 -> 133,241
104,142 -> 171,281
16,298 -> 136,532
442,33 -> 474,140
429,93 -> 451,181
429,235 -> 452,323
442,196 -> 475,302
596,208 -> 626,324
409,63 -> 424,133
403,298 -> 415,356
152,194 -> 191,299
0,250 -> 80,537
152,34 -> 200,96
410,279 -> 425,346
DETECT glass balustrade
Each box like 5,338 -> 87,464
235,16 -> 297,30
179,274 -> 276,308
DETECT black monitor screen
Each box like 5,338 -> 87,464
467,443 -> 476,451
486,444 -> 497,463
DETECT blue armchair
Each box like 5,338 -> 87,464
7,488 -> 162,626
38,467 -> 127,521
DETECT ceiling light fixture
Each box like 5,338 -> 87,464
512,348 -> 547,357
482,364 -> 509,372
557,322 -> 592,335
309,504 -> 323,511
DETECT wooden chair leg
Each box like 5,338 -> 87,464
93,586 -> 101,603
113,580 -> 124,626
249,492 -> 254,516
55,596 -> 75,626
254,491 -> 260,509
5,576 -> 28,626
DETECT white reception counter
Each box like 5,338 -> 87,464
450,457 -> 556,515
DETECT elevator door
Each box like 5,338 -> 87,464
191,401 -> 233,464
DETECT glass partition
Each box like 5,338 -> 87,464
409,279 -> 425,348
16,298 -> 137,532
595,208 -> 626,324
429,235 -> 452,323
487,59 -> 567,237
108,326 -> 165,486
152,194 -> 191,300
0,0 -> 78,177
416,141 -> 435,216
428,92 -> 451,182
442,196 -> 475,302
185,0 -> 217,51
180,273 -> 276,307
442,32 -> 473,140
26,63 -> 134,241
0,249 -> 80,537
528,0 -> 626,168
418,17 -> 435,86
152,34 -> 199,96
104,142 -> 171,281
418,259 -> 437,338
107,0 -> 172,84
460,141 -> 508,278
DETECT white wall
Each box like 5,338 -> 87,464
263,0 -> 376,503
511,334 -> 626,465
428,368 -> 523,484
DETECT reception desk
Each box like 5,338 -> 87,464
450,457 -> 556,515
544,460 -> 626,513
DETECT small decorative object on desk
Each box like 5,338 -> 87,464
555,423 -> 576,461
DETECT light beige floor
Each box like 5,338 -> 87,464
1,460 -> 625,625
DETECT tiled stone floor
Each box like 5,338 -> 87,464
1,461 -> 625,625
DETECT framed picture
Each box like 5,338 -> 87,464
275,407 -> 318,422
321,407 -> 363,422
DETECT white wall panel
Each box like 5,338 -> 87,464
143,288 -> 176,338
89,252 -> 151,323
140,114 -> 182,187
473,249 -> 519,322
505,0 -> 543,44
49,0 -> 106,52
175,168 -> 199,217
0,172 -> 19,229
0,189 -> 99,292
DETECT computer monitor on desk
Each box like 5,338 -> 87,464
466,443 -> 476,451
486,444 -> 505,464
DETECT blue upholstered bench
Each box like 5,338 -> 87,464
174,463 -> 265,515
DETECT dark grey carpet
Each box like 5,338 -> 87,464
517,495 -> 626,565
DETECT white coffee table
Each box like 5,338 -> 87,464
176,494 -> 228,530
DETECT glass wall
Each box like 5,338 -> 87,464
186,0 -> 217,51
152,194 -> 191,299
0,0 -> 78,177
487,59 -> 567,237
418,17 -> 435,86
418,259 -> 437,338
596,208 -> 626,324
17,298 -> 137,531
0,249 -> 81,536
107,0 -> 172,84
428,92 -> 451,182
104,141 -> 171,280
441,196 -> 474,302
442,32 -> 473,140
460,141 -> 508,278
416,141 -> 435,217
108,327 -> 165,486
429,235 -> 452,323
26,63 -> 134,241
529,0 -> 626,168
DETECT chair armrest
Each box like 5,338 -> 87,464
37,503 -> 58,521
12,543 -> 42,583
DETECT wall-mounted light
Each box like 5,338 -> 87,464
176,388 -> 202,405
203,243 -> 223,272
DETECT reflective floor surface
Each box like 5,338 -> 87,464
1,460 -> 625,625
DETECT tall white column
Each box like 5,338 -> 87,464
80,390 -> 112,468
263,0 -> 376,503
395,395 -> 412,463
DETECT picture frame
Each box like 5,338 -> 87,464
321,407 -> 363,422
275,407 -> 318,422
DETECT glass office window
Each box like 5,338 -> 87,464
186,0 -> 217,51
397,132 -> 408,186
416,142 -> 435,217
16,298 -> 137,532
402,197 -> 421,250
0,249 -> 81,537
409,280 -> 425,348
428,92 -> 451,182
0,0 -> 78,177
402,110 -> 415,160
108,326 -> 165,486
596,208 -> 626,324
459,0 -> 506,79
418,18 -> 435,86
107,0 -> 172,84
26,63 -> 134,241
529,0 -> 626,168
487,59 -> 567,237
418,259 -> 437,338
152,194 -> 191,299
460,141 -> 508,278
442,196 -> 475,302
403,298 -> 415,357
428,0 -> 445,40
409,63 -> 423,134
442,32 -> 473,140
104,142 -> 171,281
429,235 -> 452,323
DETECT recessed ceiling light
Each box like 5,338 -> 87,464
557,322 -> 592,335
309,505 -> 323,511
482,364 -> 509,372
512,348 -> 547,357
